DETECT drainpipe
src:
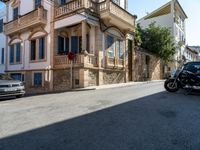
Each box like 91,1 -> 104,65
5,2 -> 9,72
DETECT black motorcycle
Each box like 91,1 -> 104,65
164,61 -> 200,93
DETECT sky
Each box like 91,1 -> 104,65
0,1 -> 199,46
128,0 -> 200,46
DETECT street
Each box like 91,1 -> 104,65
0,82 -> 200,150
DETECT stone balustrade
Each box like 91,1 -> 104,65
54,54 -> 98,68
4,7 -> 47,35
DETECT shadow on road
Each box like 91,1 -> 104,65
0,91 -> 200,150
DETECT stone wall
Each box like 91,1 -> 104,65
103,70 -> 125,85
133,49 -> 163,81
24,70 -> 50,94
53,69 -> 71,91
88,69 -> 98,86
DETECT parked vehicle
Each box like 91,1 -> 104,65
164,61 -> 200,93
0,74 -> 25,98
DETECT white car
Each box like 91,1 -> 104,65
0,74 -> 25,98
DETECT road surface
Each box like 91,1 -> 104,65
0,82 -> 200,150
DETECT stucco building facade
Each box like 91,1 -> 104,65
137,0 -> 188,72
0,6 -> 6,73
1,0 -> 136,93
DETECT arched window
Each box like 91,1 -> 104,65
29,31 -> 47,62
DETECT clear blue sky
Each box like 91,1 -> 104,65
0,1 -> 199,46
128,0 -> 200,46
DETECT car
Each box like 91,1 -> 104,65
0,74 -> 25,98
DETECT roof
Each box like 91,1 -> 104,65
138,0 -> 187,21
186,46 -> 199,54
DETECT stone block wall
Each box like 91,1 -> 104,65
24,70 -> 50,94
53,69 -> 71,91
103,70 -> 125,85
88,69 -> 98,86
133,50 -> 163,81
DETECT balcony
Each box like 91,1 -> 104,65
54,54 -> 98,69
99,0 -> 135,31
55,0 -> 97,19
4,7 -> 47,36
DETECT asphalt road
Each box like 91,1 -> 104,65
0,82 -> 200,150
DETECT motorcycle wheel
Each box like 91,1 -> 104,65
164,79 -> 179,92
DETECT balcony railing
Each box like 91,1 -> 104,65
54,54 -> 98,68
4,7 -> 47,35
99,0 -> 135,26
55,0 -> 97,18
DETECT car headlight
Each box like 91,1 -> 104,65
20,82 -> 24,86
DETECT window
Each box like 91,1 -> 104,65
116,40 -> 124,59
106,35 -> 114,58
0,19 -> 3,33
113,0 -> 120,5
10,73 -> 24,81
10,43 -> 21,64
60,0 -> 65,5
34,72 -> 42,87
57,36 -> 69,55
1,48 -> 4,64
13,7 -> 19,20
35,0 -> 41,9
30,36 -> 46,61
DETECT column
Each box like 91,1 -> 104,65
82,21 -> 87,51
90,26 -> 95,54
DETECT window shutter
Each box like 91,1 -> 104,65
0,19 -> 3,33
10,45 -> 14,64
71,36 -> 78,54
65,37 -> 69,54
16,43 -> 21,63
60,0 -> 65,5
1,48 -> 4,64
31,40 -> 36,60
34,73 -> 42,87
39,37 -> 45,59
35,0 -> 41,9
13,7 -> 19,20
57,36 -> 64,54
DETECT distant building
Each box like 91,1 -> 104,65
0,6 -> 6,73
184,46 -> 199,62
137,0 -> 188,71
188,46 -> 200,61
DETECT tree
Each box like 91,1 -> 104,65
134,24 -> 142,46
139,23 -> 176,62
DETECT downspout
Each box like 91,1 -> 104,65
5,2 -> 9,72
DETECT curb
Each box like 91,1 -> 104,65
73,80 -> 164,91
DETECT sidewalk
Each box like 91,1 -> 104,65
74,80 -> 164,91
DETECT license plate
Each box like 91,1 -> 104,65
6,89 -> 17,92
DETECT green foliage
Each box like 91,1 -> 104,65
134,24 -> 142,46
139,22 -> 176,62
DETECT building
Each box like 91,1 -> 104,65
188,46 -> 200,61
1,0 -> 136,93
0,5 -> 6,73
137,0 -> 188,71
185,46 -> 199,61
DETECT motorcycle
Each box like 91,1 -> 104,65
164,61 -> 200,93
